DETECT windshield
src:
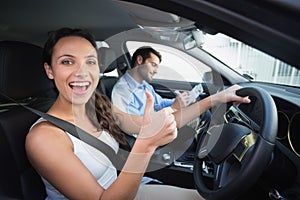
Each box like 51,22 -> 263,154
202,33 -> 300,87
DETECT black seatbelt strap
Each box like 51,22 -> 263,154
24,105 -> 119,167
0,93 -> 121,168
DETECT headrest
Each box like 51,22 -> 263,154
98,47 -> 117,74
0,41 -> 54,101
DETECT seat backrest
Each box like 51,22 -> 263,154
0,41 -> 55,102
0,41 -> 56,200
97,47 -> 120,99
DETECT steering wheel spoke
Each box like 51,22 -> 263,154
214,154 -> 244,189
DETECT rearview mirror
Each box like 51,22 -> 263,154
183,29 -> 204,50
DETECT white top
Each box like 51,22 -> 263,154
31,118 -> 119,200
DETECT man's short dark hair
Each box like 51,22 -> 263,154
131,46 -> 162,68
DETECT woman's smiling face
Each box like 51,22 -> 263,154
45,36 -> 100,105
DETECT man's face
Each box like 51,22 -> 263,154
138,52 -> 160,82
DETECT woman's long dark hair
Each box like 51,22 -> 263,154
87,91 -> 129,149
43,27 -> 129,149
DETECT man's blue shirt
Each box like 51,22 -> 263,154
111,71 -> 174,116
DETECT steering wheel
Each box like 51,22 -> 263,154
193,86 -> 278,200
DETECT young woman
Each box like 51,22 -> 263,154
25,27 -> 249,200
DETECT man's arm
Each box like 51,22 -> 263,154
114,85 -> 250,134
173,85 -> 250,127
171,91 -> 190,111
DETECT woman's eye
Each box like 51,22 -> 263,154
61,60 -> 73,65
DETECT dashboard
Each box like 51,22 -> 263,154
239,82 -> 300,159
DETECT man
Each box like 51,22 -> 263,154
112,46 -> 208,185
112,46 -> 190,117
112,46 -> 209,136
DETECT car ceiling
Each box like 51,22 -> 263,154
122,0 -> 300,70
1,0 -> 299,70
0,0 -> 137,45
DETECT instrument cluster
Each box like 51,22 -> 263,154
277,111 -> 300,157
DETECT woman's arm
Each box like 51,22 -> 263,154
26,123 -> 106,200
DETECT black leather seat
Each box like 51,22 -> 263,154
97,47 -> 121,99
0,41 -> 57,200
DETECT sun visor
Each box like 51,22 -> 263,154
116,1 -> 194,28
115,1 -> 204,50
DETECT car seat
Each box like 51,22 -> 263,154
0,41 -> 57,199
97,47 -> 123,99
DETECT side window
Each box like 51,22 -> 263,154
126,41 -> 210,82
